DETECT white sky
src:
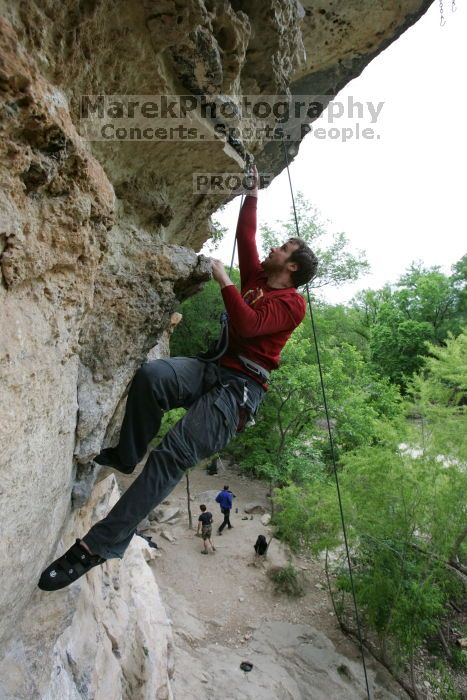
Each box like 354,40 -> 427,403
207,1 -> 466,303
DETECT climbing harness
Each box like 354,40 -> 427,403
237,355 -> 270,384
280,137 -> 372,699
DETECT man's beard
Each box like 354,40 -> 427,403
262,257 -> 280,274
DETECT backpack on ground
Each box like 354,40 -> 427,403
254,534 -> 268,556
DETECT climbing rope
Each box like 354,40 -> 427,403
280,138 -> 372,699
229,153 -> 254,275
229,194 -> 244,275
223,146 -> 371,695
228,150 -> 372,696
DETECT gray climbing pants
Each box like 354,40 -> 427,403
83,358 -> 264,559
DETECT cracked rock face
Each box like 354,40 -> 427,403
0,0 -> 433,689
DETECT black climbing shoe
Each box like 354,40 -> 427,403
38,539 -> 106,591
94,447 -> 135,475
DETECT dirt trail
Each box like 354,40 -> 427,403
107,462 -> 407,699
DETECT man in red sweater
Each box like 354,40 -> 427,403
38,168 -> 318,590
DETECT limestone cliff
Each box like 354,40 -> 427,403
0,1 -> 433,696
0,475 -> 174,699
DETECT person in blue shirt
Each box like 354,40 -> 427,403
215,485 -> 235,534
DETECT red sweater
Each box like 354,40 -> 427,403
220,196 -> 305,386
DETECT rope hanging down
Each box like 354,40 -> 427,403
197,189 -> 246,364
280,138 -> 372,700
229,151 -> 254,275
229,193 -> 244,276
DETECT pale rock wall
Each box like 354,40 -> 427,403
0,0 -> 433,693
0,475 -> 174,700
0,16 -> 209,654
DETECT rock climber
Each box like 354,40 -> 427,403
38,165 -> 318,590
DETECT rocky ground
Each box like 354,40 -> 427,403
105,460 -> 408,700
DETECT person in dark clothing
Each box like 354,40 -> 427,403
254,534 -> 268,556
38,166 -> 318,591
197,504 -> 215,554
215,485 -> 235,534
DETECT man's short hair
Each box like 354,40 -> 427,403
287,238 -> 318,288
223,485 -> 229,490
200,504 -> 207,511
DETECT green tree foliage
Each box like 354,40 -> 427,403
203,217 -> 229,254
170,269 -> 241,357
397,264 -> 464,340
167,194 -> 465,688
310,302 -> 370,355
274,333 -> 467,667
260,191 -> 369,289
369,304 -> 434,386
408,331 -> 467,566
170,278 -> 226,357
354,258 -> 466,388
267,564 -> 305,597
409,331 -> 467,465
230,320 -> 401,487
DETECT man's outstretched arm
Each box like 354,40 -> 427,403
237,165 -> 261,287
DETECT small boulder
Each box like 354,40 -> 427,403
265,538 -> 290,569
261,513 -> 271,526
142,547 -> 161,563
152,506 -> 181,523
244,502 -> 267,514
161,530 -> 176,543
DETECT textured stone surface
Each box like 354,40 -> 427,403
0,0 -> 433,687
153,506 -> 182,523
0,16 -> 209,650
173,621 -> 403,700
0,476 -> 174,700
0,15 -> 115,650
